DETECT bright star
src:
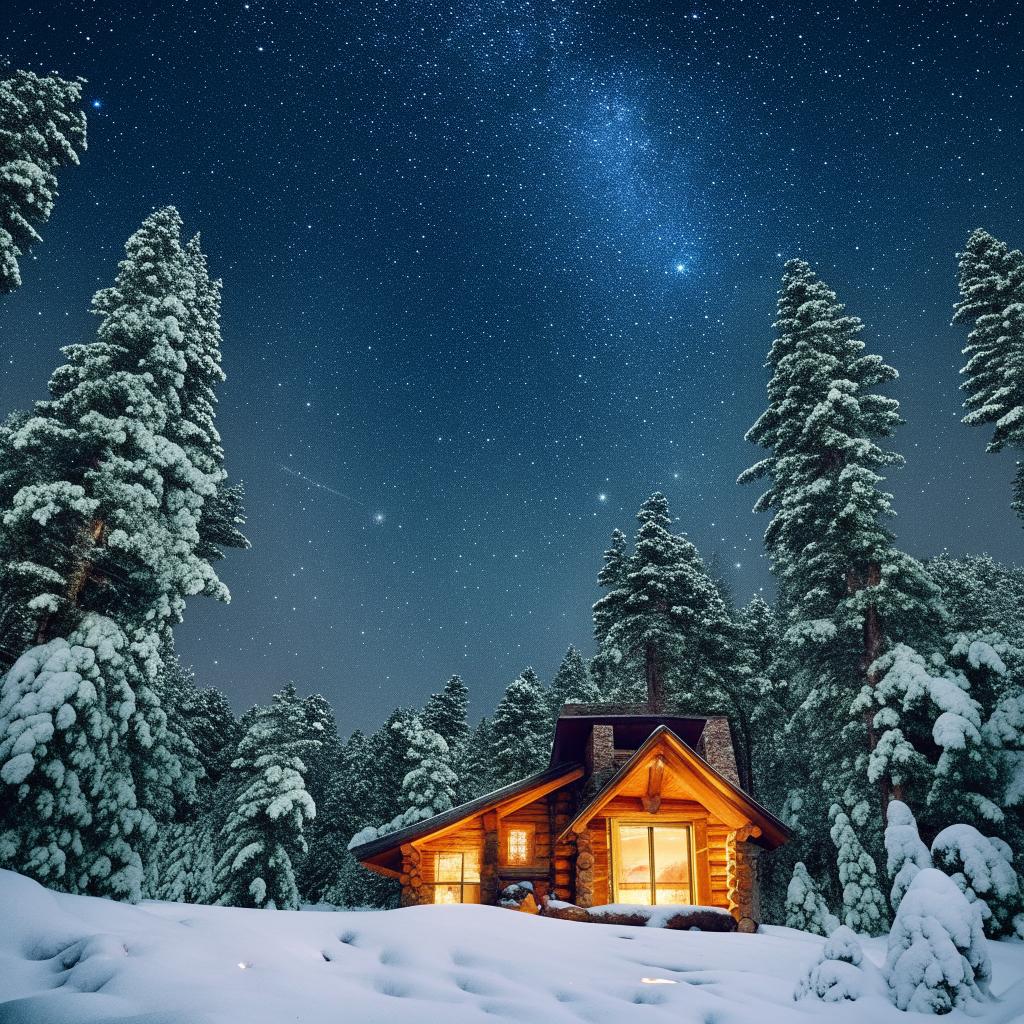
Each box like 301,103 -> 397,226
91,99 -> 102,109
598,493 -> 608,502
373,512 -> 385,524
675,262 -> 686,274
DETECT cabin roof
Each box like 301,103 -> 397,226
349,761 -> 585,872
561,724 -> 792,848
549,704 -> 709,766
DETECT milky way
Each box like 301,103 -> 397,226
2,2 -> 1023,729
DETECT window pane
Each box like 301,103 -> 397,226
433,883 -> 462,904
616,825 -> 652,903
507,829 -> 529,865
462,884 -> 480,904
652,827 -> 690,885
436,852 -> 463,882
463,849 -> 481,883
655,886 -> 691,904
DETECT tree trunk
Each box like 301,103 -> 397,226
34,518 -> 106,646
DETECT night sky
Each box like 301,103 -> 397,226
3,2 -> 1023,731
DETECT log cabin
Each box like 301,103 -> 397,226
350,703 -> 790,929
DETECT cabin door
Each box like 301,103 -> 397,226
610,821 -> 693,905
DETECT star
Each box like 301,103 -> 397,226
91,99 -> 102,109
598,493 -> 608,502
373,512 -> 385,524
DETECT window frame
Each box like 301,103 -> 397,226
609,819 -> 696,906
431,849 -> 481,904
502,822 -> 536,867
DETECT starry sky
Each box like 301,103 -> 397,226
3,2 -> 1024,731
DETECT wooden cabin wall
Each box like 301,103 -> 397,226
498,799 -> 554,900
417,820 -> 484,887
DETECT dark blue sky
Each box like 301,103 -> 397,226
3,1 -> 1023,731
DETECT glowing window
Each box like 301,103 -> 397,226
431,851 -> 480,904
507,828 -> 531,865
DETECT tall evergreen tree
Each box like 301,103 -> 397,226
422,674 -> 470,757
0,69 -> 87,293
740,259 -> 940,860
0,209 -> 245,897
954,229 -> 1024,523
214,687 -> 315,909
490,669 -> 550,787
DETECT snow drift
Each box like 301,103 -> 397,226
1,869 -> 1023,1024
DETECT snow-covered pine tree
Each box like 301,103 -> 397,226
397,715 -> 457,824
593,493 -> 735,712
927,553 -> 1024,640
785,861 -> 840,935
214,687 -> 315,909
954,229 -> 1024,523
830,805 -> 889,934
0,69 -> 87,293
422,675 -> 470,759
740,259 -> 941,900
794,925 -> 869,1002
0,208 -> 234,652
885,868 -> 992,1013
548,646 -> 600,720
931,824 -> 1023,938
883,799 -> 931,912
460,715 -> 496,800
490,669 -> 550,787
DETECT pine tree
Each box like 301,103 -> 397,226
886,868 -> 992,1013
0,208 -> 236,652
954,229 -> 1024,523
548,646 -> 600,719
460,715 -> 496,799
883,800 -> 931,912
829,805 -> 889,934
398,715 -> 457,823
490,669 -> 550,787
214,687 -> 315,909
0,69 -> 87,293
422,675 -> 470,758
0,616 -> 160,901
785,861 -> 840,935
740,259 -> 941,900
593,494 -> 735,711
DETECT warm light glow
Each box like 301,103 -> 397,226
507,828 -> 530,865
640,977 -> 678,985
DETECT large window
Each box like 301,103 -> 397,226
432,850 -> 481,904
611,822 -> 693,906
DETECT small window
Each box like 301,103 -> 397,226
505,824 -> 535,866
432,850 -> 480,904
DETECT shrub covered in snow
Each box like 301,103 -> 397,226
885,868 -> 991,1014
829,806 -> 889,934
931,823 -> 1023,938
884,799 -> 932,911
794,925 -> 869,1002
785,862 -> 839,936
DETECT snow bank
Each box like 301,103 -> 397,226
1,869 -> 1023,1023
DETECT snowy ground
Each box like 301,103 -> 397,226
1,870 -> 1022,1024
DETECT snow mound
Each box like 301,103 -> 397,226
2,869 -> 1023,1023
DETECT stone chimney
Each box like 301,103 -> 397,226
584,724 -> 615,796
696,716 -> 741,789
